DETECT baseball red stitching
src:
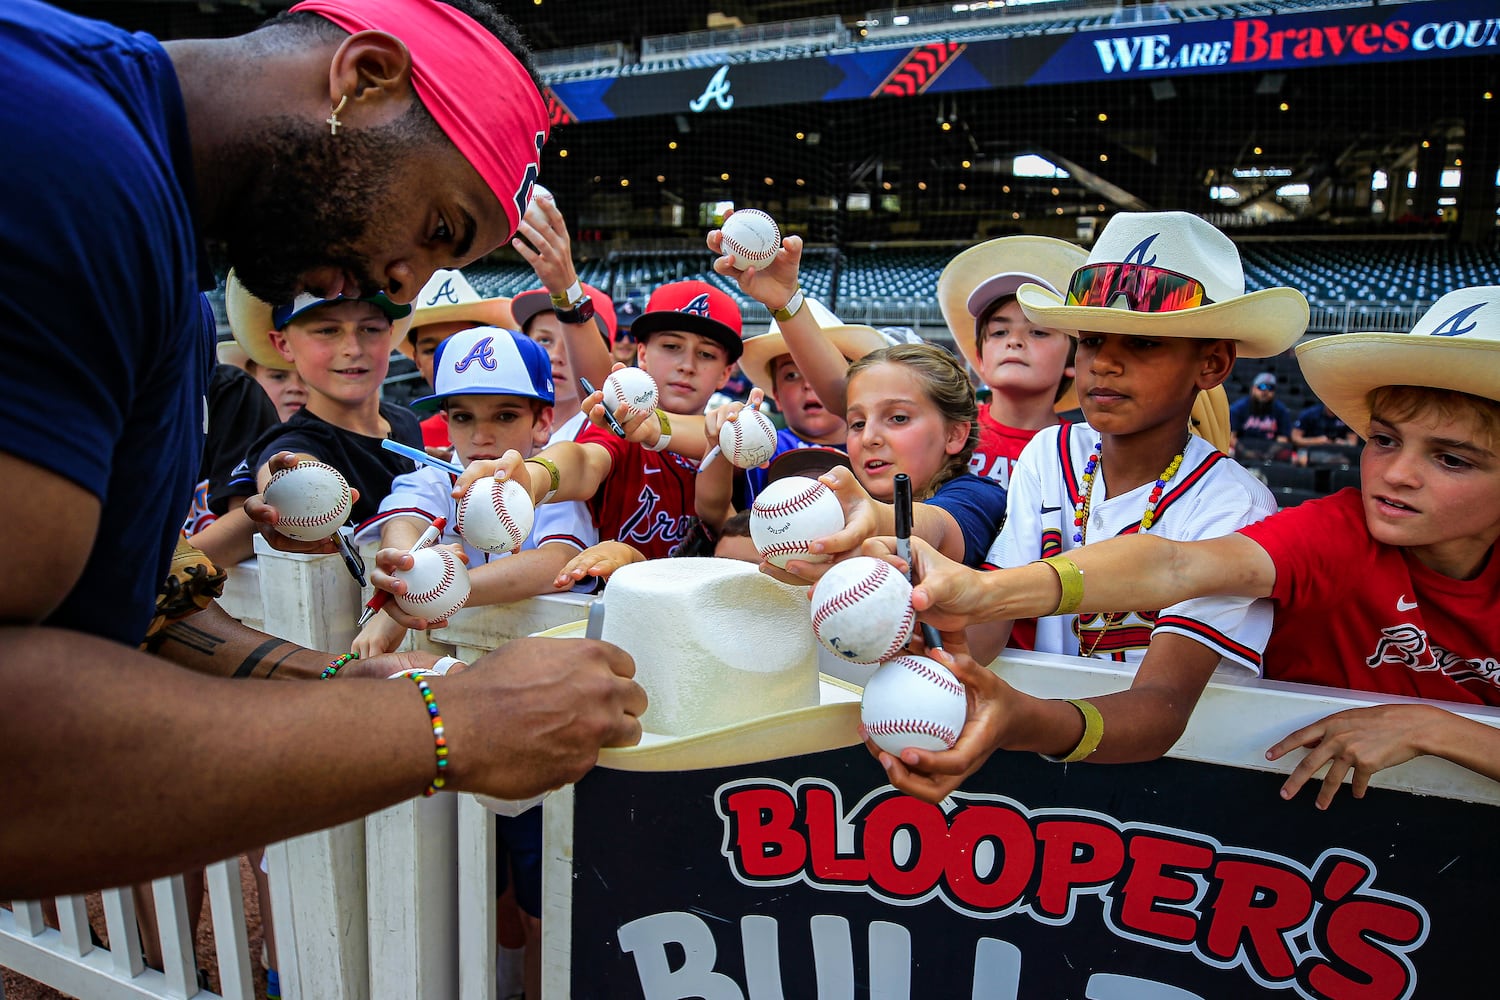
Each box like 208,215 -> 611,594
813,563 -> 915,661
864,718 -> 958,748
491,483 -> 521,545
889,655 -> 965,698
268,462 -> 350,527
757,541 -> 816,558
405,549 -> 464,609
752,482 -> 828,518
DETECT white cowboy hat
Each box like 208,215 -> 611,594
400,269 -> 515,358
1017,211 -> 1308,358
1296,286 -> 1500,437
937,234 -> 1088,378
739,298 -> 888,393
225,270 -> 414,371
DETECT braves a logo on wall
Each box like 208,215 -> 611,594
713,779 -> 1429,999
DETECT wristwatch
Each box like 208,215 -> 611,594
553,294 -> 596,326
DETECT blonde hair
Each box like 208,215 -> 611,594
1368,385 -> 1500,450
846,343 -> 978,498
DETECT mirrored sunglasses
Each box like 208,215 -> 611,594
1254,381 -> 1276,391
1064,262 -> 1213,314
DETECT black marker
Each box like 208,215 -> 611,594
579,376 -> 628,438
893,472 -> 944,650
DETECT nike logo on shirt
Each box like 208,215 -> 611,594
1396,595 -> 1419,612
1040,505 -> 1062,515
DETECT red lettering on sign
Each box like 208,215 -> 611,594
1034,819 -> 1126,919
721,785 -> 806,878
1117,834 -> 1212,944
1204,858 -> 1312,980
944,805 -> 1034,912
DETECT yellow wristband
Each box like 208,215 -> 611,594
1042,698 -> 1104,763
1035,555 -> 1084,616
772,288 -> 805,323
643,409 -> 673,452
524,457 -> 561,503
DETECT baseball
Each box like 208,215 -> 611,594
750,475 -> 845,569
263,461 -> 353,542
456,476 -> 535,553
393,546 -> 471,623
720,408 -> 778,469
810,556 -> 916,664
603,366 -> 659,419
861,654 -> 968,755
720,209 -> 781,271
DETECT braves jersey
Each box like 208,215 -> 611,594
969,410 -> 1050,489
1240,488 -> 1500,705
354,465 -> 596,593
985,423 -> 1276,671
579,422 -> 699,560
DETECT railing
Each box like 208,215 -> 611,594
640,16 -> 848,60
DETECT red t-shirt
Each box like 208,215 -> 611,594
1239,488 -> 1500,705
420,412 -> 450,450
969,410 -> 1049,489
579,422 -> 698,560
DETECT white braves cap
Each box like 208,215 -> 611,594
412,326 -> 555,412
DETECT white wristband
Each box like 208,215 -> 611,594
550,280 -> 584,308
643,410 -> 673,452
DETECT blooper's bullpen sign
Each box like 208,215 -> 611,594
567,746 -> 1495,999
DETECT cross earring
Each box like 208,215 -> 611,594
327,94 -> 348,136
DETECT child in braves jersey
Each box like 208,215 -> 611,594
488,280 -> 741,561
936,236 -> 1087,490
350,326 -> 596,656
857,212 -> 1311,804
908,286 -> 1500,809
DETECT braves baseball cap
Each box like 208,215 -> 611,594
271,291 -> 412,331
615,300 -> 643,333
629,280 -> 744,362
511,283 -> 618,344
412,326 -> 555,412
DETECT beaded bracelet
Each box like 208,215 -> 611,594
1035,555 -> 1085,616
1041,698 -> 1104,763
321,651 -> 359,680
404,671 -> 449,796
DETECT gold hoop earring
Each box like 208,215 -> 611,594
327,94 -> 348,136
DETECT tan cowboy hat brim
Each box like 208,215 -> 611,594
1016,283 -> 1309,359
535,621 -> 863,771
1190,385 -> 1232,453
401,298 -> 516,360
1295,332 -> 1500,437
740,324 -> 889,393
226,270 -> 415,371
216,338 -> 250,369
938,235 -> 1089,377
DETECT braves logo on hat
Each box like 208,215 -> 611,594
682,293 -> 713,318
512,131 -> 546,229
425,276 -> 463,307
1122,233 -> 1160,268
1430,303 -> 1484,338
454,336 -> 498,373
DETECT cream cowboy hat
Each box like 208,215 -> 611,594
400,268 -> 515,358
1296,286 -> 1500,437
937,235 -> 1088,378
739,298 -> 888,393
1017,211 -> 1308,358
225,270 -> 414,371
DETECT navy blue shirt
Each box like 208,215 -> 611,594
2,1 -> 212,645
925,472 -> 1007,567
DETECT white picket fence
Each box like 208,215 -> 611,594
2,537 -> 592,1000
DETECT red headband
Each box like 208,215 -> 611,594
291,0 -> 549,238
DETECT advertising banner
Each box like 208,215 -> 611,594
568,745 -> 1494,999
548,1 -> 1500,123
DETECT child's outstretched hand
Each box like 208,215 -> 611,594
864,631 -> 1013,805
709,219 -> 801,313
245,452 -> 360,555
1266,703 -> 1437,810
703,387 -> 768,459
553,540 -> 645,589
351,610 -> 408,659
366,542 -> 470,630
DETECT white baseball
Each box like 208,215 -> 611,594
603,367 -> 659,419
810,556 -> 916,664
750,475 -> 845,569
456,476 -> 535,553
720,209 -> 781,270
263,461 -> 353,541
720,408 -> 778,469
861,654 -> 967,755
393,546 -> 471,623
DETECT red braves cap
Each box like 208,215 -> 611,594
630,280 -> 744,362
511,283 -> 617,344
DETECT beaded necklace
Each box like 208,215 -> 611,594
1072,438 -> 1188,657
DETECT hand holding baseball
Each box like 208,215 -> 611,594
862,534 -> 998,634
709,217 -> 801,311
246,452 -> 360,555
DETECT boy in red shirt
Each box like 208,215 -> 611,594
894,286 -> 1500,808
